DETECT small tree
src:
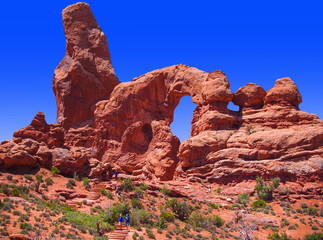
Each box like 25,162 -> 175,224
255,176 -> 279,201
35,174 -> 43,193
51,167 -> 60,176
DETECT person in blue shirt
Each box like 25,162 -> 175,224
114,170 -> 119,180
119,214 -> 123,226
125,213 -> 130,229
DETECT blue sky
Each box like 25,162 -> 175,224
0,1 -> 322,143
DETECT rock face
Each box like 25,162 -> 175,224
53,2 -> 119,129
1,2 -> 323,183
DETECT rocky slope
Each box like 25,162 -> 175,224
0,2 -> 322,186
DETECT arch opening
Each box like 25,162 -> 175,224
170,95 -> 196,143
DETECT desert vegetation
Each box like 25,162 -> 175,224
0,171 -> 321,240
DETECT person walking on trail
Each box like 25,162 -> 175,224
114,170 -> 119,180
125,213 -> 130,229
119,214 -> 123,226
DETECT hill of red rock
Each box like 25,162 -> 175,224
1,2 -> 322,186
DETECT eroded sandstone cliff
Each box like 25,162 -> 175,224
1,2 -> 322,183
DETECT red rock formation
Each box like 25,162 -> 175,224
1,2 -> 322,184
53,2 -> 119,129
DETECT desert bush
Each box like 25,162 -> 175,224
301,203 -> 308,209
82,177 -> 90,190
281,218 -> 289,227
66,179 -> 76,189
268,232 -> 293,240
73,172 -> 80,181
100,188 -> 113,199
133,232 -> 139,239
255,176 -> 279,201
160,212 -> 175,223
251,199 -> 266,208
101,202 -> 131,225
190,212 -> 224,231
304,232 -> 323,240
11,188 -> 21,197
64,210 -> 112,234
166,198 -> 194,221
129,208 -> 153,227
6,175 -> 13,181
134,188 -> 143,198
238,193 -> 250,206
131,198 -> 143,209
305,207 -> 319,216
24,174 -> 33,181
161,186 -> 171,196
121,178 -> 134,192
209,203 -> 219,209
140,183 -> 148,191
45,177 -> 53,186
146,228 -> 155,239
51,167 -> 60,175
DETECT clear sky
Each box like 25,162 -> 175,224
0,1 -> 322,143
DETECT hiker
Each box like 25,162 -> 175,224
125,213 -> 130,229
119,214 -> 123,226
114,170 -> 119,180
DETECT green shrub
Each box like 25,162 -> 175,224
268,232 -> 293,240
209,203 -> 219,209
251,199 -> 266,208
64,210 -> 112,234
73,172 -> 80,181
45,177 -> 53,186
166,198 -> 194,221
161,186 -> 171,196
100,188 -> 113,199
255,176 -> 279,201
281,218 -> 289,227
51,167 -> 60,175
133,232 -> 139,240
160,212 -> 175,222
129,208 -> 153,227
11,188 -> 21,197
122,178 -> 134,192
24,174 -> 33,181
304,232 -> 323,240
82,177 -> 90,190
101,202 -> 131,225
140,183 -> 148,191
6,175 -> 13,181
238,193 -> 250,206
301,203 -> 308,209
131,198 -> 143,209
305,207 -> 318,216
311,225 -> 318,231
216,188 -> 221,194
190,212 -> 224,232
134,188 -> 143,198
146,228 -> 155,239
66,179 -> 76,189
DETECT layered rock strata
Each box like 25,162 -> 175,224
1,2 -> 322,183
